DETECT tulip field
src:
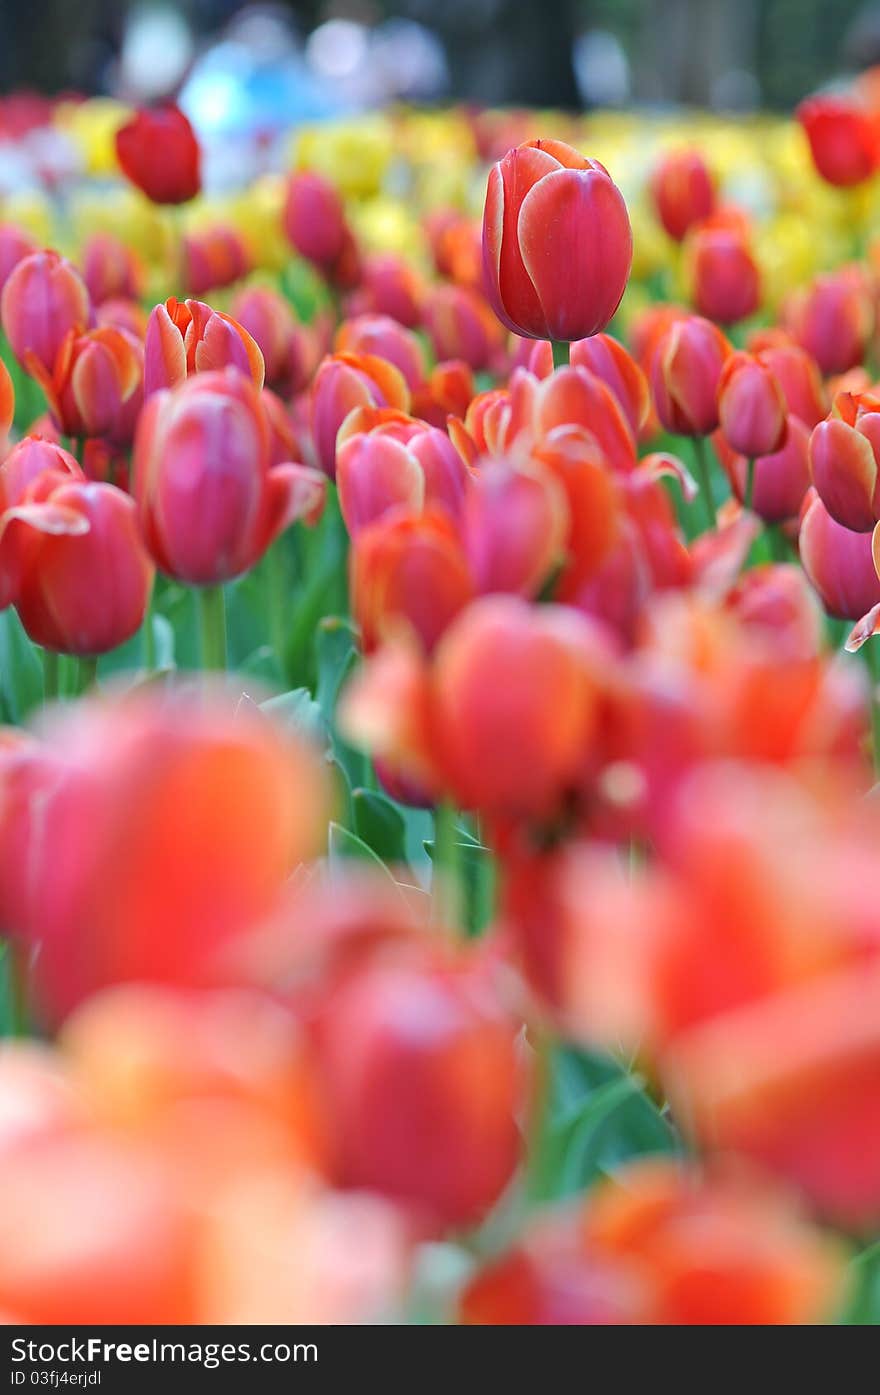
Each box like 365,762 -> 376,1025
5,83 -> 880,1330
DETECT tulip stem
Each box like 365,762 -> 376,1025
551,340 -> 571,370
744,457 -> 755,512
42,649 -> 59,703
76,657 -> 98,694
266,540 -> 287,671
198,586 -> 228,670
692,436 -> 717,531
431,801 -> 462,930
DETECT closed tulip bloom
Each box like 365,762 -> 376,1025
144,296 -> 265,398
80,232 -> 143,305
29,325 -> 143,443
462,457 -> 568,597
651,315 -> 732,436
809,389 -> 880,532
433,595 -> 604,818
422,285 -> 503,371
337,432 -> 425,537
751,341 -> 827,428
650,148 -> 716,242
309,352 -> 410,478
797,94 -> 880,186
482,138 -> 632,341
784,269 -> 874,376
230,286 -> 316,395
283,170 -> 347,270
800,490 -> 880,620
689,226 -> 761,325
345,253 -> 422,327
115,104 -> 201,205
133,369 -> 325,584
0,475 -> 153,655
183,226 -> 250,298
571,333 -> 651,439
1,251 -> 91,375
717,352 -> 787,458
335,314 -> 426,389
312,954 -> 526,1226
351,510 -> 474,654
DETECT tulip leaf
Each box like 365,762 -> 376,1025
0,610 -> 43,722
423,837 -> 495,935
260,687 -> 327,748
352,788 -> 408,864
327,820 -> 399,889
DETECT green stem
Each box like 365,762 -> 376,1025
143,590 -> 156,671
551,340 -> 571,370
768,525 -> 791,563
431,801 -> 461,929
42,649 -> 59,702
864,640 -> 880,779
692,435 -> 717,531
76,656 -> 98,694
197,585 -> 228,670
744,457 -> 755,513
266,539 -> 288,670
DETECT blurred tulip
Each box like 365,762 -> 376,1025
183,226 -> 250,298
688,225 -> 761,325
422,285 -> 503,371
571,333 -> 651,439
1,251 -> 90,375
351,509 -> 474,654
80,231 -> 143,305
0,223 -> 38,294
133,369 -> 325,584
717,415 -> 811,523
230,286 -> 316,395
799,489 -> 880,620
798,94 -> 880,186
345,254 -> 422,327
335,313 -> 425,389
650,148 -> 716,241
482,138 -> 632,340
651,315 -> 732,436
309,352 -> 410,479
144,296 -> 265,398
810,389 -> 880,532
283,171 -> 346,271
784,269 -> 874,377
750,340 -> 827,428
717,352 -> 787,459
115,104 -> 200,205
29,324 -> 142,443
462,455 -> 568,597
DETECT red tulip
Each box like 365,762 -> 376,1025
750,340 -> 827,428
115,104 -> 201,205
144,296 -> 265,398
29,325 -> 143,443
571,333 -> 651,439
345,253 -> 423,327
784,269 -> 874,376
462,456 -> 567,597
230,286 -> 316,395
1,251 -> 90,375
133,369 -> 325,584
717,351 -> 787,458
283,171 -> 346,270
717,416 -> 811,523
650,147 -> 716,241
351,509 -> 474,654
798,94 -> 880,187
0,475 -> 153,655
688,226 -> 761,325
482,138 -> 632,341
335,314 -> 425,389
651,315 -> 732,436
183,225 -> 250,297
800,489 -> 880,620
80,232 -> 143,305
809,389 -> 880,532
309,352 -> 410,479
422,284 -> 503,371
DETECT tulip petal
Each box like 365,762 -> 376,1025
265,462 -> 327,542
845,604 -> 880,652
809,418 -> 878,533
144,304 -> 187,397
638,452 -> 699,503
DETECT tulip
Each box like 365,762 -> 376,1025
351,510 -> 474,654
0,358 -> 11,446
309,352 -> 410,479
462,1159 -> 843,1325
133,369 -> 325,585
799,489 -> 880,620
1,251 -> 91,375
0,688 -> 330,1024
336,417 -> 469,534
688,225 -> 761,325
798,94 -> 880,186
482,138 -> 632,341
716,415 -> 811,523
230,286 -> 316,395
335,313 -> 425,389
570,333 -> 651,439
144,296 -> 265,398
0,437 -> 82,517
809,389 -> 880,532
311,953 -> 527,1226
0,223 -> 37,294
115,104 -> 201,204
462,456 -> 568,597
183,226 -> 250,298
750,340 -> 827,428
422,284 -> 503,371
29,325 -> 143,443
345,253 -> 422,328
784,269 -> 874,376
650,147 -> 716,241
283,170 -> 347,270
533,364 -> 638,473
717,352 -> 787,460
532,426 -> 622,595
724,564 -> 824,661
0,476 -> 154,655
651,315 -> 732,436
80,231 -> 143,305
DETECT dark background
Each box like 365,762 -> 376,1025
1,0 -> 879,110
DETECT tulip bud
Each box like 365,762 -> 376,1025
462,457 -> 568,597
482,138 -> 632,341
797,94 -> 880,186
784,269 -> 874,376
651,315 -> 732,436
309,353 -> 410,479
133,369 -> 325,584
30,325 -> 143,443
650,147 -> 716,242
231,286 -> 316,395
81,232 -> 143,305
351,510 -> 473,654
571,333 -> 651,439
312,955 -> 526,1226
751,341 -> 827,428
283,170 -> 347,270
0,476 -> 153,655
115,104 -> 201,205
809,390 -> 880,533
144,296 -> 265,398
182,226 -> 250,298
345,253 -> 423,327
1,251 -> 90,375
335,313 -> 425,389
688,225 -> 761,325
717,352 -> 787,458
422,285 -> 503,371
799,489 -> 880,620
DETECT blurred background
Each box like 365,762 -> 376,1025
3,0 -> 880,118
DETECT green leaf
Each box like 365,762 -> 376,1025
353,788 -> 408,863
327,820 -> 399,888
261,687 -> 327,747
0,611 -> 43,721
